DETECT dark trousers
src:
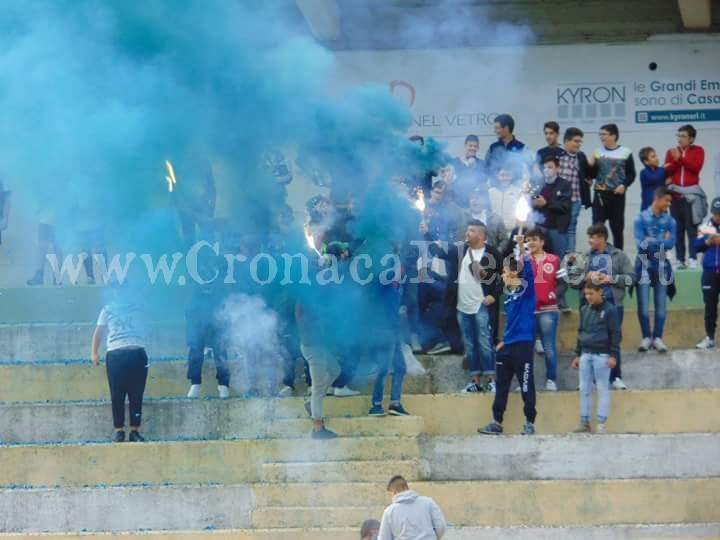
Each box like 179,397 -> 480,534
702,270 -> 720,338
671,197 -> 698,263
186,320 -> 230,386
492,342 -> 536,424
106,348 -> 148,429
592,192 -> 626,250
610,305 -> 624,382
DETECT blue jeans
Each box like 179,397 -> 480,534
371,341 -> 406,406
457,306 -> 495,376
567,200 -> 583,254
546,229 -> 568,258
535,311 -> 559,382
637,266 -> 668,339
579,353 -> 611,423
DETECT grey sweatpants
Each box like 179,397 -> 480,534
300,344 -> 341,420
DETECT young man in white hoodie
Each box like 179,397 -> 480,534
378,475 -> 447,540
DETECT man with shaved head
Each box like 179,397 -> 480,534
378,475 -> 447,540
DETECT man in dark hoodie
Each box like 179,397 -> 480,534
572,281 -> 620,434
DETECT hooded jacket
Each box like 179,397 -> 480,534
567,244 -> 636,306
378,490 -> 447,540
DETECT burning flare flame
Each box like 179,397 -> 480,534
305,230 -> 321,256
415,189 -> 426,213
165,160 -> 177,193
514,196 -> 531,223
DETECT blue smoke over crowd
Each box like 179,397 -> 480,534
0,0 -> 453,374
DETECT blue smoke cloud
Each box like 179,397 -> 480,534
0,0 -> 458,364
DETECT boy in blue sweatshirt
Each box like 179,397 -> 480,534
638,147 -> 667,211
479,254 -> 537,435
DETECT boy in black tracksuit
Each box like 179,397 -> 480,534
479,255 -> 537,435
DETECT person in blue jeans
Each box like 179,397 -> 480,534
368,338 -> 408,417
634,187 -> 676,353
368,269 -> 411,417
572,282 -> 620,434
430,220 -> 503,393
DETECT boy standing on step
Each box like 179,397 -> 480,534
572,281 -> 620,434
479,254 -> 537,436
91,282 -> 149,443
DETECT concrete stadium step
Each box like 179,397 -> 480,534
0,359 -> 431,402
3,347 -> 717,403
251,478 -> 720,529
419,433 -> 720,481
2,480 -> 718,533
5,524 -> 720,539
259,459 -> 422,483
0,398 -> 425,443
0,306 -> 708,363
0,435 -> 421,488
0,322 -> 186,362
424,348 -> 720,394
1,433 -> 715,489
2,390 -> 718,444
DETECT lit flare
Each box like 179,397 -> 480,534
165,160 -> 177,193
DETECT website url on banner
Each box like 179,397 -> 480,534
636,109 -> 720,123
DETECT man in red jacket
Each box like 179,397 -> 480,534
665,124 -> 705,269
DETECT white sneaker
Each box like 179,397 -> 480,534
688,258 -> 698,269
545,379 -> 557,392
638,337 -> 652,352
534,339 -> 545,355
596,423 -> 606,434
187,384 -> 201,398
278,385 -> 294,398
217,385 -> 230,399
333,386 -> 360,397
696,336 -> 716,350
611,378 -> 628,390
652,338 -> 669,353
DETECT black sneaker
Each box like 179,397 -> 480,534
368,404 -> 386,417
128,431 -> 145,442
311,427 -> 338,440
478,421 -> 503,435
112,430 -> 125,443
388,403 -> 410,416
522,422 -> 535,435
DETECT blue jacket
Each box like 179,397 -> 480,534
503,257 -> 536,345
633,208 -> 676,268
694,218 -> 720,272
639,166 -> 667,210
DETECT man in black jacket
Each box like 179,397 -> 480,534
559,127 -> 592,255
532,155 -> 572,258
533,155 -> 572,310
431,220 -> 503,393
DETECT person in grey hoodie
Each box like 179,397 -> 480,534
567,223 -> 635,390
378,476 -> 447,540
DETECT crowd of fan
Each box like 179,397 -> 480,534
82,114 -> 720,444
